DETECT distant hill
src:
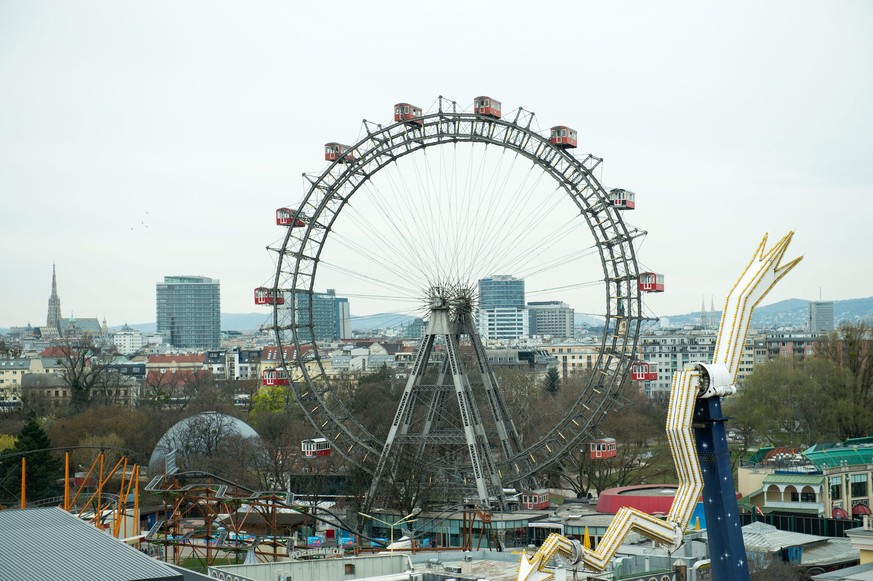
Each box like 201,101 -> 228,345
120,312 -> 418,334
9,297 -> 871,338
574,313 -> 606,327
351,313 -> 419,332
661,297 -> 873,329
120,312 -> 271,335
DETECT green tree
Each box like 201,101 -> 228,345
0,434 -> 15,452
543,367 -> 561,395
0,415 -> 63,504
249,385 -> 292,426
815,321 -> 873,438
727,327 -> 873,446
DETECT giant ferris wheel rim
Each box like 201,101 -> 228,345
271,99 -> 646,484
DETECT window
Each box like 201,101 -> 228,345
851,474 -> 868,498
345,564 -> 355,575
791,491 -> 816,502
830,476 -> 842,500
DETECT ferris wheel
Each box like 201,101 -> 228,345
263,95 -> 658,500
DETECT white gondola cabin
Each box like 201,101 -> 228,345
254,287 -> 285,306
325,142 -> 355,163
608,188 -> 636,210
473,96 -> 502,119
276,208 -> 306,227
394,102 -> 423,126
302,437 -> 331,458
550,126 -> 577,149
590,438 -> 617,460
638,272 -> 665,293
262,367 -> 290,387
631,361 -> 658,381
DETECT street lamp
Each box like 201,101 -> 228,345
358,509 -> 420,552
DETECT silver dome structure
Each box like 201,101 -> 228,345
148,411 -> 262,474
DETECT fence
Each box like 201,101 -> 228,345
741,512 -> 862,537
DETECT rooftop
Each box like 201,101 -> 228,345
0,507 -> 184,581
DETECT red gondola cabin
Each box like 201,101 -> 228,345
609,188 -> 636,210
520,488 -> 550,510
262,367 -> 290,387
394,102 -> 423,126
473,96 -> 502,119
325,143 -> 355,163
302,437 -> 331,458
254,287 -> 285,305
550,126 -> 578,149
638,272 -> 665,293
590,438 -> 617,460
276,208 -> 306,227
631,361 -> 658,381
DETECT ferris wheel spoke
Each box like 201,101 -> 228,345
514,246 -> 600,280
340,183 -> 441,288
490,217 -> 586,279
319,260 -> 420,297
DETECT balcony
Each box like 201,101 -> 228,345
764,501 -> 823,513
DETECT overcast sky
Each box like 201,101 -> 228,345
1,1 -> 871,328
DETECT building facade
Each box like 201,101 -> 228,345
527,301 -> 574,339
638,330 -> 718,396
295,289 -> 351,342
111,326 -> 144,355
809,301 -> 835,334
155,276 -> 221,349
478,275 -> 527,340
204,348 -> 261,380
541,341 -> 601,378
335,296 -> 351,339
765,332 -> 817,360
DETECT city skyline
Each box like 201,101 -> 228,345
1,2 -> 871,326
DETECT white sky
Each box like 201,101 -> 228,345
1,1 -> 871,327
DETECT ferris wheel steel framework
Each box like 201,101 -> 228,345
271,97 -> 649,491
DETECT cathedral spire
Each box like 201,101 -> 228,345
47,263 -> 62,332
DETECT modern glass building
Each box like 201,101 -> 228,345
296,289 -> 351,342
478,275 -> 527,340
479,275 -> 525,310
156,276 -> 221,349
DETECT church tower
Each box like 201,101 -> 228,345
47,263 -> 62,332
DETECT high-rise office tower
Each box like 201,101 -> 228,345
296,289 -> 351,342
156,276 -> 221,349
335,295 -> 351,339
478,275 -> 528,340
808,301 -> 835,334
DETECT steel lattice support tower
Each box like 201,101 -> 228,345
367,288 -> 532,511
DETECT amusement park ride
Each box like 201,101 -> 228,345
251,95 -> 802,579
260,95 -> 659,509
517,232 -> 801,581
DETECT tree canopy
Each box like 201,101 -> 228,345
0,415 -> 63,504
726,322 -> 873,446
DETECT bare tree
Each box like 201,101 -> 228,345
549,381 -> 671,496
53,340 -> 115,412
